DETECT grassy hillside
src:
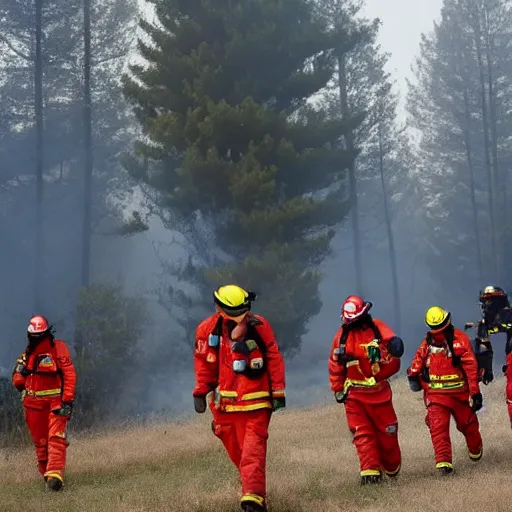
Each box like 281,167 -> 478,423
2,379 -> 512,512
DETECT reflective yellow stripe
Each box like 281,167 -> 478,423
347,360 -> 359,367
31,388 -> 61,397
360,469 -> 381,477
224,402 -> 273,412
384,464 -> 400,476
44,472 -> 63,481
351,378 -> 377,386
430,374 -> 459,381
436,462 -> 453,469
241,391 -> 270,401
469,450 -> 482,460
429,382 -> 464,390
271,389 -> 285,398
241,494 -> 265,506
344,377 -> 377,393
219,390 -> 237,398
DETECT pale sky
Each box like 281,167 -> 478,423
362,0 -> 443,117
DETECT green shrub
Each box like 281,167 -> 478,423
72,282 -> 149,429
0,376 -> 30,447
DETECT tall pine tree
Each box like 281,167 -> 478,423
407,0 -> 512,294
123,0 -> 362,354
316,0 -> 406,330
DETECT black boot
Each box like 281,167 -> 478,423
437,466 -> 453,476
46,476 -> 63,491
469,448 -> 483,462
241,502 -> 266,512
360,473 -> 382,485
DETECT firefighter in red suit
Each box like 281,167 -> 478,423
407,306 -> 483,475
12,315 -> 77,491
328,295 -> 404,485
193,285 -> 286,512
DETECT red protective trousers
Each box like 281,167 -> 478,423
211,407 -> 271,502
24,397 -> 70,478
425,395 -> 482,465
505,353 -> 512,421
345,397 -> 401,476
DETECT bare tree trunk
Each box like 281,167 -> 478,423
378,124 -> 400,332
34,0 -> 44,311
338,52 -> 363,295
81,0 -> 93,287
462,86 -> 484,283
483,7 -> 503,280
472,3 -> 498,276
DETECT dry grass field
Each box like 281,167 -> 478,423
2,379 -> 512,512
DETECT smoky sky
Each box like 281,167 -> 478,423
1,0 -> 505,417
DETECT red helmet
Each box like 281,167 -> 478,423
341,295 -> 373,324
27,315 -> 50,336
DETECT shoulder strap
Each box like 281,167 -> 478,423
339,325 -> 349,347
247,317 -> 267,354
208,316 -> 224,353
445,326 -> 461,367
368,316 -> 382,341
212,316 -> 223,338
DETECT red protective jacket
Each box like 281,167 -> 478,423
193,313 -> 286,412
328,318 -> 400,404
12,338 -> 76,405
408,328 -> 479,399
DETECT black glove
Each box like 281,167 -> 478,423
272,396 -> 286,411
471,393 -> 483,412
482,368 -> 494,385
464,322 -> 474,331
407,374 -> 422,392
503,364 -> 508,374
335,391 -> 349,404
53,400 -> 74,418
194,395 -> 207,413
20,367 -> 31,377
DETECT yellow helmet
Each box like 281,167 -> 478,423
425,306 -> 451,333
213,285 -> 256,317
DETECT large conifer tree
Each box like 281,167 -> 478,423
123,0 -> 362,353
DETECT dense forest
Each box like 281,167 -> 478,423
1,0 -> 511,441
